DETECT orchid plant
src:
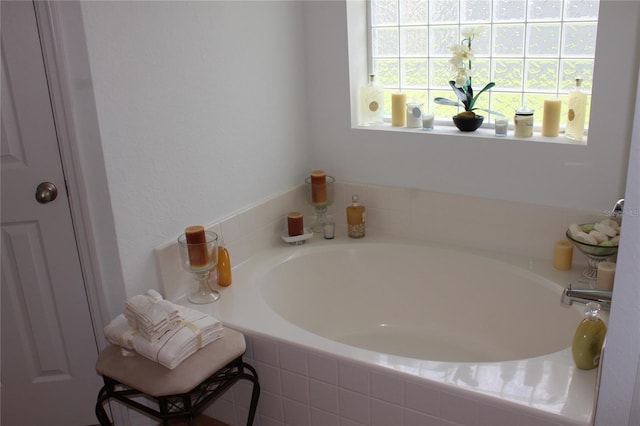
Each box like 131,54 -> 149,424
435,27 -> 501,117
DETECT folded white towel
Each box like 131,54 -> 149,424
104,306 -> 224,369
124,291 -> 182,341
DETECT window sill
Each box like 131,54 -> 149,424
352,123 -> 588,146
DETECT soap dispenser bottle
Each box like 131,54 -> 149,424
346,195 -> 366,238
565,77 -> 588,141
216,237 -> 232,287
572,302 -> 607,370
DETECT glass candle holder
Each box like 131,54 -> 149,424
304,175 -> 335,233
177,231 -> 219,304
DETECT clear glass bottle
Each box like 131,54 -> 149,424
360,74 -> 384,126
572,302 -> 607,370
565,78 -> 587,141
346,195 -> 366,238
216,237 -> 232,287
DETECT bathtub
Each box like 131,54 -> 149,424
185,232 -> 600,426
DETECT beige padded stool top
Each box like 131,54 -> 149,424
96,327 -> 246,397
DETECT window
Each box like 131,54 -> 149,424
369,0 -> 599,127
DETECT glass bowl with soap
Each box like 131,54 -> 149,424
566,220 -> 620,280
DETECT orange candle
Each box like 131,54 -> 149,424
310,170 -> 327,204
287,212 -> 304,236
185,225 -> 209,268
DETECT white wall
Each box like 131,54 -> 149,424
79,1 -> 311,298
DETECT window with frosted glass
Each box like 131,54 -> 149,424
369,0 -> 599,125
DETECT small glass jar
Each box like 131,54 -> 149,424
514,107 -> 534,137
406,102 -> 423,128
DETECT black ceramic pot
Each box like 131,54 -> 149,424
452,114 -> 484,132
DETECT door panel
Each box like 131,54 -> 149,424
1,2 -> 102,424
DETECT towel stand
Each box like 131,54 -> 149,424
95,328 -> 259,425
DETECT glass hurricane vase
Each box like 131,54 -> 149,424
177,231 -> 219,304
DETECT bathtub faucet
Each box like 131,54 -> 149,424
561,284 -> 611,310
611,198 -> 624,218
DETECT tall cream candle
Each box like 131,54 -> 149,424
542,99 -> 562,137
391,93 -> 407,127
596,261 -> 616,291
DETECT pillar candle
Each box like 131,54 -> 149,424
391,93 -> 407,127
310,170 -> 327,204
185,225 -> 209,268
542,99 -> 562,137
553,240 -> 573,270
596,261 -> 616,291
287,212 -> 304,236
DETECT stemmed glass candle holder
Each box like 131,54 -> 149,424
178,229 -> 219,304
304,173 -> 335,233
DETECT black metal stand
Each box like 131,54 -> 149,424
95,356 -> 260,426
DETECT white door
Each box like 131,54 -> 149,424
1,1 -> 103,424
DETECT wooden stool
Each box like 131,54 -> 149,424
95,328 -> 259,425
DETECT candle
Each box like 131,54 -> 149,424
185,225 -> 209,268
596,261 -> 616,291
310,170 -> 327,204
391,94 -> 407,127
542,99 -> 562,137
495,117 -> 508,136
553,240 -> 573,270
287,212 -> 304,237
422,112 -> 434,130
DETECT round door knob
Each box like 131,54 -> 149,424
35,182 -> 58,204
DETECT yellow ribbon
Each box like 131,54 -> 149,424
182,320 -> 202,349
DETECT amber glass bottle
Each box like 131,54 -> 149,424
346,195 -> 366,238
572,302 -> 607,370
216,238 -> 232,287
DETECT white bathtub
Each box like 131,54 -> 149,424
186,233 -> 600,426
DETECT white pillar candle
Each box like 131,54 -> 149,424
596,261 -> 616,291
406,102 -> 423,128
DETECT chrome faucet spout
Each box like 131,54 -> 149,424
561,284 -> 612,310
612,198 -> 624,218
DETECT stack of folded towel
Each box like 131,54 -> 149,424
104,290 -> 224,369
123,290 -> 182,341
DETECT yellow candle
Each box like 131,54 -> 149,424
391,93 -> 407,127
553,240 -> 573,270
542,99 -> 562,137
596,261 -> 616,291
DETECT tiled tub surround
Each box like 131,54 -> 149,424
154,182 -> 611,426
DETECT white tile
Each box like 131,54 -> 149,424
366,207 -> 389,232
281,370 -> 309,404
219,215 -> 241,243
371,371 -> 404,405
440,391 -> 478,426
308,352 -> 338,384
339,388 -> 370,425
279,343 -> 308,375
477,402 -> 520,426
340,418 -> 368,426
259,415 -> 285,426
366,185 -> 389,210
258,391 -> 285,422
207,398 -> 237,426
338,360 -> 369,394
403,408 -> 441,426
252,335 -> 280,366
255,361 -> 282,395
310,407 -> 339,426
283,398 -> 311,426
371,399 -> 403,426
404,380 -> 440,416
309,379 -> 338,413
519,413 -> 563,426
